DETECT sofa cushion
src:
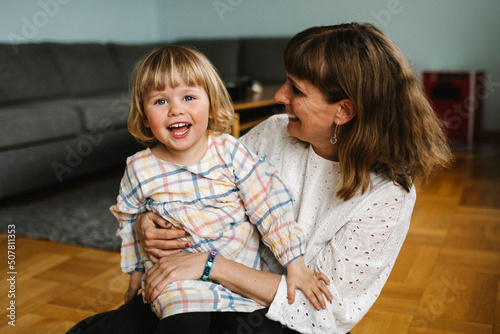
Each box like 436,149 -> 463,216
0,43 -> 68,106
176,39 -> 240,79
0,129 -> 141,199
69,94 -> 131,131
239,38 -> 290,83
0,104 -> 82,150
48,43 -> 125,96
108,43 -> 164,83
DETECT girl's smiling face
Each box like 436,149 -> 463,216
143,72 -> 211,165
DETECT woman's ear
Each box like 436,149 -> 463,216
143,117 -> 150,128
336,99 -> 356,125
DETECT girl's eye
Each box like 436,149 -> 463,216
184,96 -> 194,101
155,99 -> 167,105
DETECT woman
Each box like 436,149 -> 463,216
69,22 -> 452,334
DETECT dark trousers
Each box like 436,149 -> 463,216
67,294 -> 300,334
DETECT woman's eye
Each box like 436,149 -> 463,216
155,99 -> 167,105
184,96 -> 194,101
291,85 -> 302,95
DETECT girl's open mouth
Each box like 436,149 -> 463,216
168,123 -> 191,137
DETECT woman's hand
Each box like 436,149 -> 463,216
134,212 -> 191,262
143,252 -> 207,302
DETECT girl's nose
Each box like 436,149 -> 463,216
168,102 -> 185,116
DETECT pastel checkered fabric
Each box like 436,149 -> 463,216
110,133 -> 305,318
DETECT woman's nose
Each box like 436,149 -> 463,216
274,82 -> 289,105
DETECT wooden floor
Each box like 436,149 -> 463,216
1,143 -> 499,333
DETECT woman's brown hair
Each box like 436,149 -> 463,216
284,23 -> 453,200
128,45 -> 235,147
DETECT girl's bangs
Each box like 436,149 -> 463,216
141,49 -> 203,94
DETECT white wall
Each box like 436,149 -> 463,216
0,0 -> 161,43
1,0 -> 499,130
159,0 -> 500,131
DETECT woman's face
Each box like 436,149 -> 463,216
275,74 -> 341,158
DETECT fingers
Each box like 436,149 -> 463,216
144,262 -> 174,302
287,283 -> 296,304
317,272 -> 330,285
308,273 -> 332,310
143,230 -> 191,250
144,211 -> 168,227
125,275 -> 142,304
287,272 -> 333,310
316,273 -> 333,302
158,228 -> 191,241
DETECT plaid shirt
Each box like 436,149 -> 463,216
110,133 -> 305,318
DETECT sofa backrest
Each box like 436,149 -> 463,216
107,42 -> 164,85
0,37 -> 290,108
47,43 -> 125,96
175,39 -> 241,80
0,43 -> 68,106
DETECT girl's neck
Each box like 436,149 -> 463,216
150,134 -> 209,166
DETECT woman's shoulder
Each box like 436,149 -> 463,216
243,114 -> 289,140
367,173 -> 417,204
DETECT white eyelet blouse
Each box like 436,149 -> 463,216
240,115 -> 416,334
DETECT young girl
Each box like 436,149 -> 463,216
110,45 -> 331,333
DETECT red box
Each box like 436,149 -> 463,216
422,70 -> 484,146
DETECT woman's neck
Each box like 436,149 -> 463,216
311,143 -> 339,162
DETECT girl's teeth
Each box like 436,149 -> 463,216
169,123 -> 189,128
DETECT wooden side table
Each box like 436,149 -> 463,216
231,84 -> 283,137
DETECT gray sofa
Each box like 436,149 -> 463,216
0,37 -> 290,200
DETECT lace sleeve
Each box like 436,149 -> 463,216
266,186 -> 416,334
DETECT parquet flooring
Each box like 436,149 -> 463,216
1,143 -> 499,333
353,145 -> 500,334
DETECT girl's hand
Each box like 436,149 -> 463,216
134,212 -> 192,262
125,271 -> 143,303
285,257 -> 332,310
143,252 -> 208,302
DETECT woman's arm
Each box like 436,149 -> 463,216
210,255 -> 282,306
142,251 -> 282,307
134,211 -> 282,305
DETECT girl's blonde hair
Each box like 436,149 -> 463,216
128,45 -> 235,147
284,23 -> 453,200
